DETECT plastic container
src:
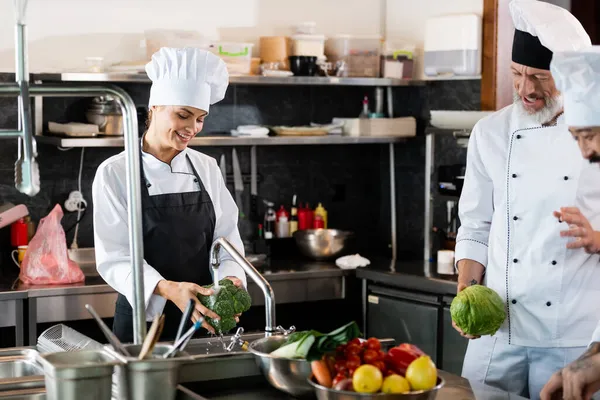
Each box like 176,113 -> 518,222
291,34 -> 325,58
209,42 -> 255,76
314,203 -> 328,229
325,35 -> 382,77
382,44 -> 416,79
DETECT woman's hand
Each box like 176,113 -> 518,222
224,276 -> 244,322
155,280 -> 220,334
554,207 -> 600,254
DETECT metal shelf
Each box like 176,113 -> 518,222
31,72 -> 425,87
35,134 -> 411,148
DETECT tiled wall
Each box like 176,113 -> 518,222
0,74 -> 480,270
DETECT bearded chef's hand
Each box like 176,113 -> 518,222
554,207 -> 600,254
452,260 -> 484,340
540,344 -> 600,400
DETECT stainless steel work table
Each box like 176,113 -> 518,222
0,279 -> 27,347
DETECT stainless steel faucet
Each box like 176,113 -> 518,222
210,237 -> 277,337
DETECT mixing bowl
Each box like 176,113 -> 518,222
308,376 -> 445,400
293,229 -> 354,261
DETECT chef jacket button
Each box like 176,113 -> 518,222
551,260 -> 557,265
513,216 -> 518,221
512,173 -> 517,178
564,176 -> 569,181
194,178 -> 198,183
512,299 -> 517,304
513,258 -> 518,263
546,301 -> 552,306
146,183 -> 151,188
516,134 -> 522,139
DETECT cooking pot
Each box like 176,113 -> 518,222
85,96 -> 123,136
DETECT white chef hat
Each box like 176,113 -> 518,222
551,47 -> 600,127
146,47 -> 229,114
510,0 -> 591,70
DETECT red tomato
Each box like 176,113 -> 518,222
336,344 -> 347,353
332,373 -> 346,387
345,356 -> 361,371
348,338 -> 362,347
366,337 -> 381,351
345,344 -> 362,358
377,350 -> 386,361
362,349 -> 379,364
348,368 -> 356,377
334,360 -> 347,373
371,360 -> 386,373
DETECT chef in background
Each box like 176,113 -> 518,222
92,47 -> 247,343
453,0 -> 600,398
540,47 -> 600,400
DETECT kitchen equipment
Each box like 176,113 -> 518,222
259,36 -> 289,66
37,324 -> 103,353
293,229 -> 354,261
163,320 -> 202,359
273,125 -> 328,136
291,34 -> 325,58
424,14 -> 482,78
85,96 -> 123,136
248,335 -> 313,397
325,35 -> 382,77
11,245 -> 27,267
85,304 -> 130,357
359,117 -> 417,137
289,55 -> 318,76
382,45 -> 416,80
250,145 -> 258,225
232,148 -> 245,218
308,376 -> 445,399
174,299 -> 195,344
429,110 -> 493,130
0,203 -> 29,230
437,164 -> 466,197
39,349 -> 120,400
138,314 -> 165,360
47,121 -> 99,137
210,42 -> 254,76
219,153 -> 226,182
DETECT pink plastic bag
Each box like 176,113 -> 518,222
19,204 -> 85,285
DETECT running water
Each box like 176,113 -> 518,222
213,267 -> 220,290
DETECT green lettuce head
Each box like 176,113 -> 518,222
450,285 -> 506,336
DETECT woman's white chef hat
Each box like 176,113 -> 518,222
145,47 -> 229,114
510,0 -> 591,70
551,47 -> 600,127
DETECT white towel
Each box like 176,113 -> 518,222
335,254 -> 371,269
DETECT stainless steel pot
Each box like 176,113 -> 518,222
85,95 -> 123,136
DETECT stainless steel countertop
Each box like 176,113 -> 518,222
0,260 -> 350,300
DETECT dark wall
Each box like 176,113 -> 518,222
0,74 -> 479,268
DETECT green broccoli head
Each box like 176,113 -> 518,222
196,278 -> 252,334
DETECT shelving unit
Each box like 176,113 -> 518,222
32,72 -> 425,86
35,134 -> 409,148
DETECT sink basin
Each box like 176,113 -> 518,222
0,360 -> 42,378
182,332 -> 266,357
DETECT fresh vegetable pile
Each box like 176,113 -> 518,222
311,339 -> 438,394
450,284 -> 506,337
196,279 -> 252,333
270,321 -> 361,361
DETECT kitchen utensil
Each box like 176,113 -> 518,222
37,324 -> 103,353
219,153 -> 227,182
174,299 -> 195,343
163,320 -> 203,359
232,148 -> 245,218
0,203 -> 29,229
308,376 -> 445,399
85,96 -> 123,136
85,304 -> 130,357
40,350 -> 120,400
250,146 -> 258,224
138,314 -> 165,360
293,229 -> 354,261
248,335 -> 313,397
289,55 -> 318,76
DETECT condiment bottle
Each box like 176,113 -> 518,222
263,201 -> 276,239
313,214 -> 325,229
314,203 -> 328,229
289,195 -> 298,236
10,218 -> 28,247
277,215 -> 290,239
275,205 -> 289,238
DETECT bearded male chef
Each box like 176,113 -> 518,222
452,0 -> 600,398
540,47 -> 600,400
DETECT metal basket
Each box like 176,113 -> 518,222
37,324 -> 104,353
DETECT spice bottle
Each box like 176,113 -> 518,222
314,203 -> 328,229
275,205 -> 289,238
263,201 -> 276,240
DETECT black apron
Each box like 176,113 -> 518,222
112,152 -> 216,343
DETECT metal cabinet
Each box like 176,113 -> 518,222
366,285 -> 439,362
441,306 -> 469,375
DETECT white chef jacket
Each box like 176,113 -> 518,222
92,146 -> 247,321
455,104 -> 600,347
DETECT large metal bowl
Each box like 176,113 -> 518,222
293,229 -> 354,261
247,335 -> 313,398
308,376 -> 445,400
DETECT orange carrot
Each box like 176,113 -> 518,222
311,360 -> 333,388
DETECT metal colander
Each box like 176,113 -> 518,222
37,324 -> 104,353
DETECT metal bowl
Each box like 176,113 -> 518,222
247,335 -> 314,398
293,229 -> 354,261
308,376 -> 445,400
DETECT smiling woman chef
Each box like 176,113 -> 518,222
453,0 -> 600,399
92,47 -> 247,343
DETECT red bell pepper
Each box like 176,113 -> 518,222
384,343 -> 426,375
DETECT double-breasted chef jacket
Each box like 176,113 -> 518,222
455,105 -> 600,348
92,145 -> 247,322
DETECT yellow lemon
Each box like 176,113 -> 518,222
381,374 -> 411,393
405,356 -> 438,391
352,364 -> 383,393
